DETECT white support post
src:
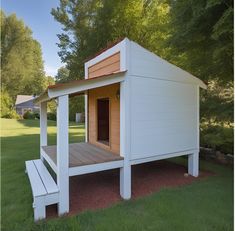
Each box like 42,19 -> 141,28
120,161 -> 131,199
40,101 -> 47,160
57,95 -> 69,215
85,92 -> 88,142
188,151 -> 199,177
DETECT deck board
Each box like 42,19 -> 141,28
42,143 -> 123,167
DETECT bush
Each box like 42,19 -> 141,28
201,123 -> 234,154
33,111 -> 40,119
23,111 -> 35,119
3,110 -> 21,119
47,112 -> 56,121
0,90 -> 13,117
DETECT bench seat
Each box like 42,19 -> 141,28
25,159 -> 59,221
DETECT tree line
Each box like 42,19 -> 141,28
1,10 -> 54,117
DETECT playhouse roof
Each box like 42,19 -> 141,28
15,95 -> 37,106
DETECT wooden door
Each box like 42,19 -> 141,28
97,98 -> 110,145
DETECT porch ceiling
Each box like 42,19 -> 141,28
34,71 -> 126,105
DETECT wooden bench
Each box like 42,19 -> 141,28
25,159 -> 59,221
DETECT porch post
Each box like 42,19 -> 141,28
188,86 -> 200,177
40,101 -> 47,159
120,80 -> 131,199
57,95 -> 69,215
85,91 -> 88,142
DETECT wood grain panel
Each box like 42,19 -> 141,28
88,84 -> 120,155
88,52 -> 120,78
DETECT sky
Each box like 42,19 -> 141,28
2,0 -> 64,77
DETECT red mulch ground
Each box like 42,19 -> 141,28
47,160 -> 213,218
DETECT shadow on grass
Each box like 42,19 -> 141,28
16,119 -> 85,128
16,119 -> 56,128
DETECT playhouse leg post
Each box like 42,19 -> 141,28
120,162 -> 131,199
188,151 -> 199,177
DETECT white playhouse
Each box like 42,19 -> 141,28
25,38 -> 206,220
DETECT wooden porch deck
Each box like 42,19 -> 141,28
42,142 -> 123,168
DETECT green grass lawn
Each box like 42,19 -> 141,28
1,118 -> 233,231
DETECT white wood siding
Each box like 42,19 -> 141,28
130,76 -> 198,160
129,41 -> 206,89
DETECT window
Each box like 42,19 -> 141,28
97,98 -> 110,145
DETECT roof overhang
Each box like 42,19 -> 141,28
199,82 -> 207,89
192,78 -> 207,89
34,71 -> 126,105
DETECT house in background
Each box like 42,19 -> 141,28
25,38 -> 206,221
15,95 -> 39,115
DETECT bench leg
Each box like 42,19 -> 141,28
33,197 -> 46,221
120,162 -> 131,199
188,151 -> 199,177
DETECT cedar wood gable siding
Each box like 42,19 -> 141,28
88,52 -> 120,78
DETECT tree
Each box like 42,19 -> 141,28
51,0 -> 170,79
168,0 -> 233,83
167,0 -> 233,122
1,10 -> 46,99
55,67 -> 70,83
45,76 -> 55,86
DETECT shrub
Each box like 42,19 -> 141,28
0,90 -> 13,117
3,110 -> 21,119
200,123 -> 234,154
23,111 -> 35,119
47,112 -> 56,121
33,111 -> 40,119
80,112 -> 85,123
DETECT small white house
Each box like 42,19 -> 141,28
15,95 -> 39,115
25,38 -> 206,221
